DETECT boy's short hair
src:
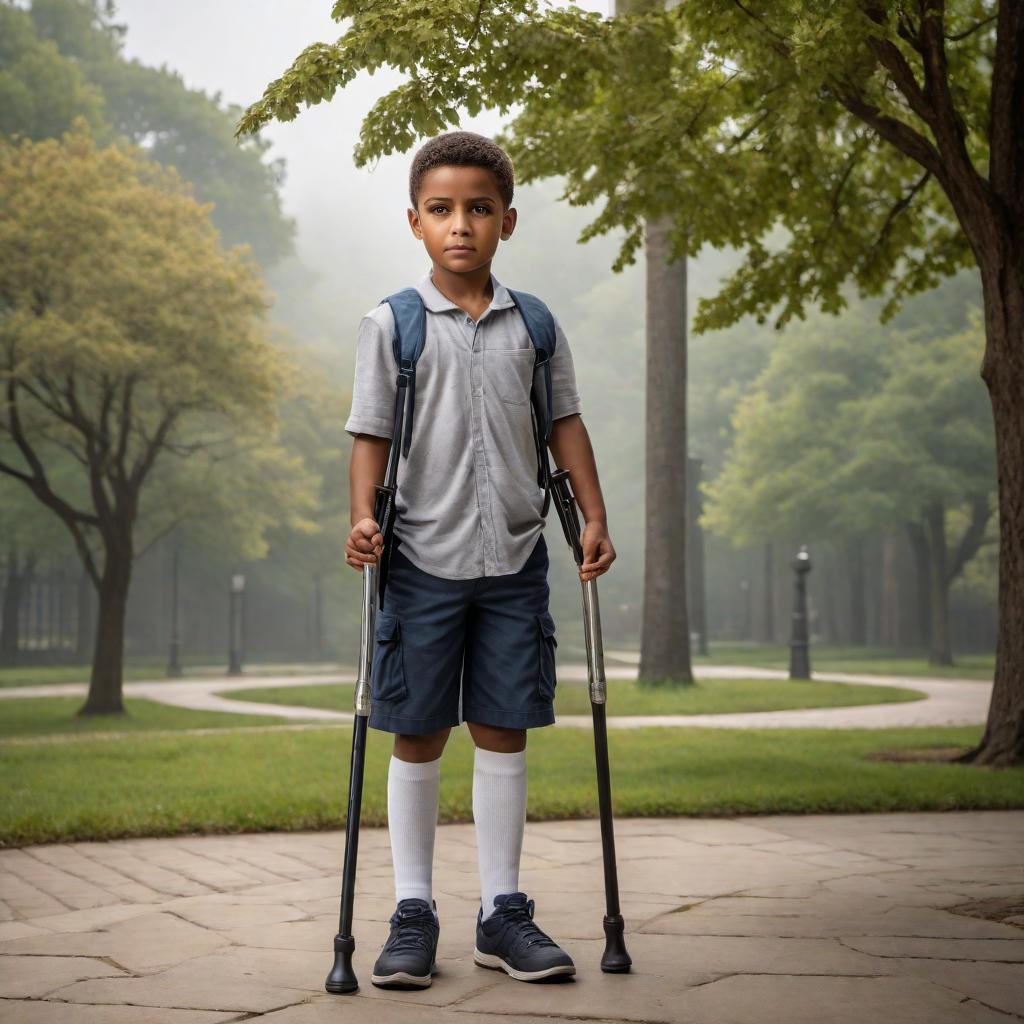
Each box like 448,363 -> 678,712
409,131 -> 515,212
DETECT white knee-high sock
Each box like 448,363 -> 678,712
473,747 -> 528,920
387,754 -> 441,905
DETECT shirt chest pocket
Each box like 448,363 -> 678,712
484,348 -> 536,406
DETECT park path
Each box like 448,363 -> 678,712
0,664 -> 991,729
1,810 -> 1022,1021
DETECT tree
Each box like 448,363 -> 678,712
237,0 -> 1023,765
0,3 -> 105,141
703,302 -> 995,665
0,125 -> 318,713
1,0 -> 295,268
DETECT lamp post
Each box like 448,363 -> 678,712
166,540 -> 183,678
789,546 -> 812,679
227,573 -> 246,676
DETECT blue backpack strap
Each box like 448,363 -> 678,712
380,288 -> 426,458
507,288 -> 556,444
508,289 -> 558,516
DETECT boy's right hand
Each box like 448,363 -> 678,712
345,518 -> 384,572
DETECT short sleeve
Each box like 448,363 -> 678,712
549,312 -> 582,420
344,309 -> 398,439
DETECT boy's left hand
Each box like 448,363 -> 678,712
580,521 -> 615,582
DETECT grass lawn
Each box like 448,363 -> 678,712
0,697 -> 297,739
686,644 -> 995,680
1,646 -> 994,689
3,723 -> 1021,846
224,676 -> 926,717
0,660 -> 345,689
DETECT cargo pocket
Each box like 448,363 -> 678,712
537,611 -> 558,702
371,611 -> 408,703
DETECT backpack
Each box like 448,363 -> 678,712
380,286 -> 557,518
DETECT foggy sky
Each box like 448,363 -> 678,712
114,1 -> 612,301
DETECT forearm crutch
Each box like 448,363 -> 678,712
326,374 -> 409,995
549,466 -> 632,973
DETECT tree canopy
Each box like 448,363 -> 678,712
236,0 -> 997,328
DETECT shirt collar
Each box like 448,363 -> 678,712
416,266 -> 515,314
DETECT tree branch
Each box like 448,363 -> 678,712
864,168 -> 932,260
946,12 -> 997,42
135,514 -> 190,562
129,407 -> 180,491
988,0 -> 1024,203
947,493 -> 993,583
834,83 -> 948,184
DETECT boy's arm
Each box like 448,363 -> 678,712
345,434 -> 389,570
350,435 -> 390,526
548,413 -> 616,582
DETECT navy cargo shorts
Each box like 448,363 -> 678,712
367,532 -> 558,736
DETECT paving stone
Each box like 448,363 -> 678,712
638,895 -> 1024,939
254,998 -> 607,1023
1,850 -> 118,911
51,952 -> 312,1014
0,870 -> 69,919
673,972 -> 1013,1023
14,902 -> 158,934
0,920 -> 50,941
169,900 -> 307,930
1,911 -> 228,972
0,1005 -> 239,1023
894,958 -> 1024,1016
64,846 -> 211,898
0,954 -> 125,998
841,935 -> 1024,962
1,811 -> 1022,1023
455,935 -> 718,1021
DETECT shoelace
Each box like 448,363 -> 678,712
385,904 -> 436,955
493,896 -> 559,952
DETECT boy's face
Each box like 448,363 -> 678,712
408,164 -> 516,276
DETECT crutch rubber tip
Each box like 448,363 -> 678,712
325,933 -> 358,993
600,914 -> 632,973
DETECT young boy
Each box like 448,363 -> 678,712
343,131 -> 615,988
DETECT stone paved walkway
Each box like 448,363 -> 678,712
1,811 -> 1022,1022
0,665 -> 992,729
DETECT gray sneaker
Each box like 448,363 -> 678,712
371,898 -> 439,988
474,891 -> 575,981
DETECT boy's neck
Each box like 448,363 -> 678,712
430,261 -> 495,318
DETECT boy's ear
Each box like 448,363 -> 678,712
501,206 -> 517,241
407,206 -> 423,239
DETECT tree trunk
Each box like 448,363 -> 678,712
687,455 -> 709,656
0,547 -> 35,665
958,261 -> 1024,766
638,212 -> 692,684
905,522 -> 931,652
845,536 -> 867,646
79,544 -> 133,715
879,532 -> 900,648
761,541 -> 775,644
924,502 -> 954,666
75,566 -> 92,659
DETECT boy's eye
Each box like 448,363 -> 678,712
428,205 -> 492,215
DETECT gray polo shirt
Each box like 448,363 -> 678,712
345,267 -> 582,579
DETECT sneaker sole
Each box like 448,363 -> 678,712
474,948 -> 575,982
370,965 -> 435,989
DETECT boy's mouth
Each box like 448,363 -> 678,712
446,245 -> 474,252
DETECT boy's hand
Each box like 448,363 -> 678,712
580,521 -> 615,582
346,517 -> 384,572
